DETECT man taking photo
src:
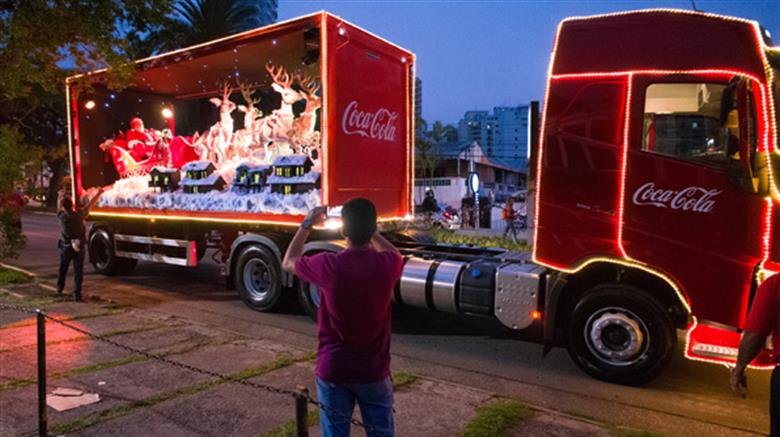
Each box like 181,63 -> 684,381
731,274 -> 779,436
283,198 -> 403,437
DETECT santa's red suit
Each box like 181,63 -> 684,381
125,128 -> 158,161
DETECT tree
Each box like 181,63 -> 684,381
158,0 -> 262,51
0,125 -> 30,258
0,1 -> 177,208
415,117 -> 441,199
430,120 -> 458,144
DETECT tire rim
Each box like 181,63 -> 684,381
243,258 -> 272,302
584,307 -> 649,367
92,236 -> 110,270
309,283 -> 321,309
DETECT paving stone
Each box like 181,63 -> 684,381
507,412 -> 613,437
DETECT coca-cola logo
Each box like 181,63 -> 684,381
632,182 -> 721,214
341,100 -> 398,142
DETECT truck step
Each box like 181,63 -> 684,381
114,234 -> 198,267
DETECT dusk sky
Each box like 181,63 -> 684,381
279,0 -> 780,125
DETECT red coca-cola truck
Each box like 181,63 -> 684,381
67,10 -> 779,384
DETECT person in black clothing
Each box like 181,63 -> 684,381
57,189 -> 103,301
421,189 -> 438,227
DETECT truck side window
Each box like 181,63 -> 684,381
641,83 -> 737,169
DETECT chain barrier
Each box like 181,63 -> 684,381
0,303 -> 385,436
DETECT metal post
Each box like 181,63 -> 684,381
295,386 -> 309,437
36,310 -> 47,437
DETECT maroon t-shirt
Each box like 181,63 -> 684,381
296,247 -> 403,383
746,274 -> 780,363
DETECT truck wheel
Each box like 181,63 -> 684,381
566,284 -> 675,385
89,229 -> 137,276
298,280 -> 320,322
234,245 -> 283,312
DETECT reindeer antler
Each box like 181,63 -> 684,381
237,79 -> 261,106
265,62 -> 293,88
295,72 -> 320,96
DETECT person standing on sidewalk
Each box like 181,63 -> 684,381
283,198 -> 403,437
57,189 -> 103,301
502,198 -> 518,243
730,273 -> 780,436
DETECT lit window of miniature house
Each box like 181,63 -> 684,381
149,167 -> 181,192
268,154 -> 320,194
181,160 -> 226,194
233,163 -> 271,193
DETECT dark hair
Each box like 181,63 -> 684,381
342,198 -> 377,246
62,196 -> 73,211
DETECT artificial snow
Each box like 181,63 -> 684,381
181,172 -> 224,186
98,174 -> 320,215
273,154 -> 311,166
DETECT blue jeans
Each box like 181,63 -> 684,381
315,377 -> 394,437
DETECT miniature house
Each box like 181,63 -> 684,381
182,161 -> 216,181
272,155 -> 313,179
182,173 -> 226,194
234,163 -> 272,193
181,160 -> 225,194
149,167 -> 181,192
268,171 -> 321,195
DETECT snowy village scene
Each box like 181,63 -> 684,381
76,27 -> 324,218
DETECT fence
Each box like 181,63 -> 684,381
0,303 -> 381,437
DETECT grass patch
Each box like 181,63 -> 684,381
263,410 -> 320,437
49,352 -> 312,435
1,355 -> 146,391
461,398 -> 532,437
430,229 -> 531,252
392,371 -> 418,389
0,308 -> 129,330
0,324 -> 164,353
0,267 -> 33,285
611,428 -> 665,437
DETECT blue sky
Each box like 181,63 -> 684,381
278,0 -> 780,125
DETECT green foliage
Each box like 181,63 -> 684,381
392,371 -> 418,389
0,0 -> 177,98
461,398 -> 532,437
165,0 -> 260,50
0,267 -> 32,285
263,410 -> 320,437
0,125 -> 29,193
430,228 -> 531,252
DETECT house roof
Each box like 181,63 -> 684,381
267,171 -> 321,185
432,141 -> 525,173
236,163 -> 271,172
150,167 -> 179,174
181,173 -> 225,186
182,160 -> 214,172
273,154 -> 311,167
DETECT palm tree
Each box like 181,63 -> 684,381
160,0 -> 263,51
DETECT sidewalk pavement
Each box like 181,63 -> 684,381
0,280 -> 645,437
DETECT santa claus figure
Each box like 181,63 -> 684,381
125,117 -> 159,162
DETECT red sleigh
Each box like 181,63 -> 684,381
101,134 -> 199,178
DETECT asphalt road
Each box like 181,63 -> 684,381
6,212 -> 772,435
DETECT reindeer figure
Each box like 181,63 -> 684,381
211,82 -> 237,163
289,73 -> 321,156
234,80 -> 263,160
254,63 -> 306,159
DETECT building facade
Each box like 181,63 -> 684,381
457,105 -> 531,171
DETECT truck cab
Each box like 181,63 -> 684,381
533,9 -> 780,381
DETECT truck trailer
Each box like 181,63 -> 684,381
66,10 -> 779,384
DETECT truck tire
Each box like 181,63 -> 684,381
234,245 -> 284,312
566,284 -> 675,385
298,280 -> 320,322
88,229 -> 137,276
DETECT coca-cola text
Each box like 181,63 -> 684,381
632,182 -> 721,213
341,100 -> 398,142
